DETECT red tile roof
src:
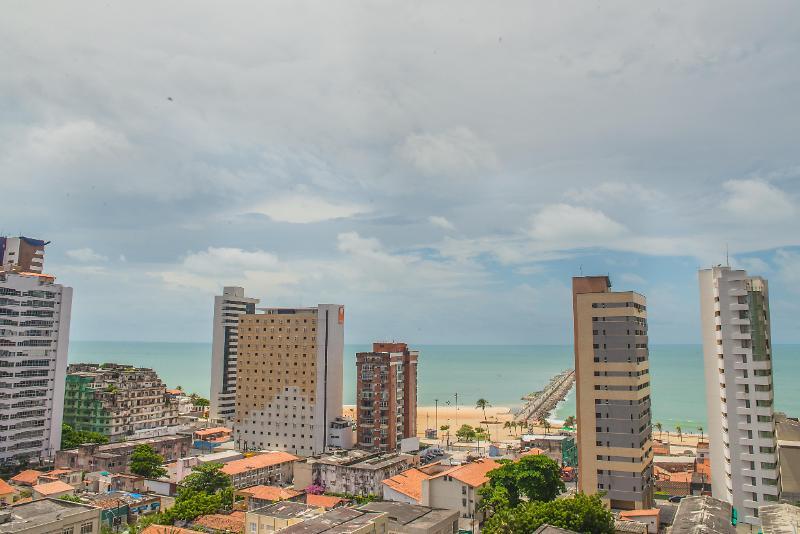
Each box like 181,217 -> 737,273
305,494 -> 345,509
431,459 -> 500,488
620,509 -> 660,519
221,452 -> 299,476
195,427 -> 232,438
142,526 -> 197,534
32,480 -> 74,496
11,470 -> 43,486
238,485 -> 301,502
382,468 -> 432,501
193,511 -> 245,533
0,479 -> 14,495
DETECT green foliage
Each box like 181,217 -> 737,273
155,463 -> 234,523
563,415 -> 576,428
61,423 -> 109,450
194,397 -> 210,407
59,494 -> 83,503
129,444 -> 167,478
324,491 -> 377,504
162,489 -> 226,522
456,424 -> 477,442
483,493 -> 614,534
179,462 -> 231,496
480,455 -> 565,509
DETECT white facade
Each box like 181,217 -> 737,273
210,286 -> 259,423
0,271 -> 72,463
699,266 -> 779,525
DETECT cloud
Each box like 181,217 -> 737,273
428,216 -> 455,231
528,204 -> 627,245
396,127 -> 497,178
249,193 -> 369,224
722,180 -> 795,222
774,249 -> 800,291
65,248 -> 108,262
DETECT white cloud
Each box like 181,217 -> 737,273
66,248 -> 108,262
181,247 -> 279,275
734,256 -> 771,274
250,193 -> 368,224
428,216 -> 455,231
722,180 -> 795,222
528,204 -> 627,245
396,127 -> 497,178
774,249 -> 800,291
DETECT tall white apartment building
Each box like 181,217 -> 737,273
210,287 -> 259,423
0,270 -> 72,463
234,304 -> 344,456
699,266 -> 779,525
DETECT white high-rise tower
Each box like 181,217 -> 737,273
210,287 -> 259,423
699,266 -> 779,525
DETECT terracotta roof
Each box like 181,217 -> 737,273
194,511 -> 246,533
47,469 -> 74,476
142,526 -> 197,534
382,468 -> 432,501
11,470 -> 43,485
666,471 -> 693,484
432,459 -> 500,488
620,509 -> 660,519
305,494 -> 345,509
12,497 -> 32,505
166,389 -> 184,395
195,427 -> 232,437
221,452 -> 299,476
522,448 -> 546,456
238,485 -> 301,502
0,479 -> 14,495
32,480 -> 74,495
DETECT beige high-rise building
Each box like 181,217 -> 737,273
234,305 -> 344,456
573,276 -> 654,510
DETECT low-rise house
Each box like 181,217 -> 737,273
55,434 -> 191,473
166,450 -> 244,485
237,485 -> 302,510
671,496 -> 734,534
36,468 -> 82,487
382,467 -> 435,505
142,525 -> 196,534
31,480 -> 75,499
360,502 -> 459,534
294,450 -> 413,497
0,498 -> 100,534
221,452 -> 299,489
83,491 -> 162,527
420,459 -> 499,523
245,502 -> 324,532
279,507 -> 388,534
0,479 -> 14,505
618,509 -> 660,534
9,470 -> 43,487
614,520 -> 648,534
759,503 -> 800,534
192,511 -> 246,533
193,427 -> 233,452
83,471 -> 146,494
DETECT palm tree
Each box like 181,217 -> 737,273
503,421 -> 512,437
676,425 -> 683,442
543,420 -> 552,436
510,421 -> 518,436
440,425 -> 450,448
698,426 -> 704,442
655,422 -> 663,440
476,399 -> 491,439
176,385 -> 183,391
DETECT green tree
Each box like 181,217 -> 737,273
129,444 -> 167,478
698,425 -> 704,442
676,425 -> 683,442
655,422 -> 662,439
543,419 -> 552,436
480,454 -> 565,508
563,415 -> 576,428
483,493 -> 614,534
439,425 -> 450,447
194,397 -> 210,407
59,494 -> 83,503
163,490 -> 224,522
476,398 -> 491,439
179,463 -> 232,498
60,424 -> 108,450
456,424 -> 477,442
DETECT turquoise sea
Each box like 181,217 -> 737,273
68,342 -> 800,432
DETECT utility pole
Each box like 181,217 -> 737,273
454,393 -> 459,430
434,398 -> 439,431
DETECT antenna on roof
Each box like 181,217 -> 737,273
726,243 -> 730,268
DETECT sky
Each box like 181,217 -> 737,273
2,1 -> 800,344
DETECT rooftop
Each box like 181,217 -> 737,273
238,485 -> 302,502
759,504 -> 800,534
0,479 -> 13,495
429,458 -> 500,487
305,494 -> 346,509
141,526 -> 197,534
279,508 -> 385,534
614,520 -> 648,534
193,511 -> 246,533
195,427 -> 232,438
359,502 -> 456,528
381,467 -> 432,501
534,525 -> 578,534
32,480 -> 74,496
670,496 -> 734,534
10,469 -> 43,485
250,501 -> 322,520
620,509 -> 660,519
221,452 -> 299,476
0,499 -> 98,533
308,450 -> 409,470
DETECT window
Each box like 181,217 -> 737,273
250,523 -> 257,533
80,523 -> 93,534
63,528 -> 74,534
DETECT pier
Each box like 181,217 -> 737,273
515,369 -> 575,423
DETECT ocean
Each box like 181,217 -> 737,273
68,341 -> 800,432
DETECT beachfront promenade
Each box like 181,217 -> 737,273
514,369 -> 575,423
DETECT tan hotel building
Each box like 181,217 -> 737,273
573,276 -> 654,510
234,304 -> 344,456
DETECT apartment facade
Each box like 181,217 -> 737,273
0,269 -> 72,463
234,305 -> 344,455
210,286 -> 259,423
0,498 -> 100,534
55,434 -> 191,473
699,266 -> 779,525
356,342 -> 418,451
572,275 -> 654,510
0,236 -> 47,274
62,363 -> 180,441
